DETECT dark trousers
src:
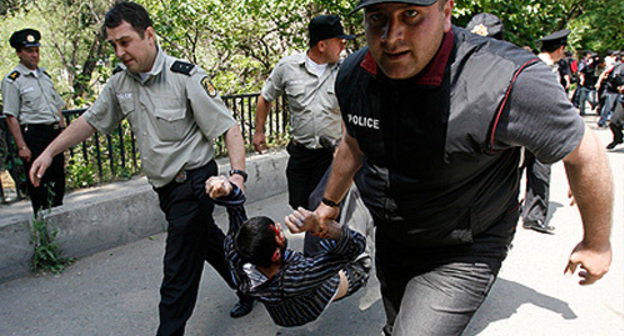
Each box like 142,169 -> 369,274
375,210 -> 515,336
154,161 -> 241,336
285,141 -> 333,209
22,124 -> 65,215
521,150 -> 551,225
609,98 -> 624,143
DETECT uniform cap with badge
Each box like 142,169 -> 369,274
538,29 -> 571,50
465,13 -> 504,40
308,15 -> 355,47
9,28 -> 41,51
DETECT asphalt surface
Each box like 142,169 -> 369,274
0,116 -> 622,336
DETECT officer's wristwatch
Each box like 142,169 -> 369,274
229,169 -> 248,182
321,197 -> 340,208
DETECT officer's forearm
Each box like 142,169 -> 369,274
563,126 -> 612,248
323,133 -> 363,203
254,96 -> 271,133
224,124 -> 246,171
42,115 -> 96,157
5,116 -> 27,149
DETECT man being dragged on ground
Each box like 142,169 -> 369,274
205,175 -> 370,327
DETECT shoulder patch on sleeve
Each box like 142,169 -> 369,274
8,71 -> 20,81
113,65 -> 123,75
171,61 -> 195,75
201,76 -> 217,97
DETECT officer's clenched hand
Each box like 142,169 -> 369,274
18,146 -> 32,163
205,175 -> 232,198
565,240 -> 612,285
29,153 -> 52,187
253,131 -> 267,154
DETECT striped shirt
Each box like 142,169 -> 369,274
214,186 -> 366,327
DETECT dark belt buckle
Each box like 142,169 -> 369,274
174,170 -> 187,183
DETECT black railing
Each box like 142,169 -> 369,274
0,93 -> 288,204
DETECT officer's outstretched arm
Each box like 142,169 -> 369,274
562,125 -> 612,285
30,116 -> 96,187
314,131 -> 363,237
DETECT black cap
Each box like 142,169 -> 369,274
308,15 -> 355,47
538,29 -> 570,49
465,13 -> 503,40
350,0 -> 438,14
9,28 -> 41,51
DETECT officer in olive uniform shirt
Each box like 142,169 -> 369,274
2,28 -> 66,215
253,15 -> 354,210
30,3 -> 252,335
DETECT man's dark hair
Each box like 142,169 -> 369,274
235,216 -> 279,268
104,1 -> 153,38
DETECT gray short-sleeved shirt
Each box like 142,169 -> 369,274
2,63 -> 65,124
261,52 -> 342,149
83,47 -> 236,187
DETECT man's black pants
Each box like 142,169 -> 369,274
521,150 -> 551,225
154,161 -> 242,336
285,141 -> 333,209
22,123 -> 65,215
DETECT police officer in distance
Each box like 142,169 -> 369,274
519,28 -> 571,234
2,28 -> 67,215
29,2 -> 252,335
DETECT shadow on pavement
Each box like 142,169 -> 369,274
464,278 -> 577,336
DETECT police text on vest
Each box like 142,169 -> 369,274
347,114 -> 380,130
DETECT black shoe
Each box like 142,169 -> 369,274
606,140 -> 623,150
523,221 -> 555,234
230,298 -> 253,318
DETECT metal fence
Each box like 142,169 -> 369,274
0,93 -> 288,204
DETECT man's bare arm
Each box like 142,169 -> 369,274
30,115 -> 96,186
224,124 -> 246,191
5,115 -> 30,162
562,125 -> 613,285
253,95 -> 271,153
312,131 -> 363,237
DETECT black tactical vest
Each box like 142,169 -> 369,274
336,27 -> 539,247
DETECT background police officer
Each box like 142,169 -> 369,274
253,15 -> 355,255
29,2 -> 252,335
2,28 -> 66,215
519,28 -> 571,234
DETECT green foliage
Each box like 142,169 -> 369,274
1,0 -> 622,191
453,0 -> 623,53
29,204 -> 72,275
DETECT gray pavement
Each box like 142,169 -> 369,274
0,117 -> 622,335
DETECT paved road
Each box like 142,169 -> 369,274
0,117 -> 622,335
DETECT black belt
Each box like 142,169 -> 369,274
21,123 -> 61,132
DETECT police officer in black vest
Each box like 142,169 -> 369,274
1,29 -> 67,215
315,1 -> 613,335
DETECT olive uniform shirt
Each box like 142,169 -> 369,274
261,52 -> 342,149
2,63 -> 65,124
83,47 -> 235,187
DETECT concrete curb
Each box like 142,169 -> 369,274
0,149 -> 288,283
